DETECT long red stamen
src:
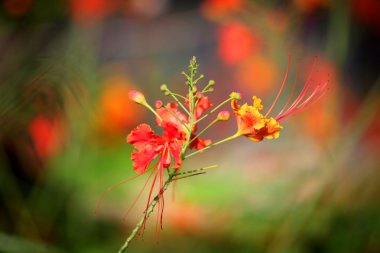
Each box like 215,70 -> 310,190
277,59 -> 299,116
276,81 -> 328,122
94,173 -> 144,216
265,55 -> 291,117
275,56 -> 326,122
122,166 -> 156,222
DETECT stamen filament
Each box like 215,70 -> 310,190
277,62 -> 299,116
195,97 -> 233,124
265,55 -> 291,117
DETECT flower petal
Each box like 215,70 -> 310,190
170,140 -> 184,169
131,146 -> 159,174
194,93 -> 212,119
127,124 -> 157,150
156,102 -> 189,134
189,136 -> 212,150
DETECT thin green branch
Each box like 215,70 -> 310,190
195,97 -> 233,124
189,118 -> 219,144
118,172 -> 174,253
185,133 -> 240,159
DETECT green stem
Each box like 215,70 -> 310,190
118,173 -> 175,253
170,92 -> 186,100
144,103 -> 162,121
174,165 -> 219,177
117,164 -> 218,252
166,89 -> 190,115
181,62 -> 197,155
195,97 -> 233,124
185,133 -> 240,159
189,118 -> 219,144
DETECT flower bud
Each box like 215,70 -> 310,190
129,90 -> 147,105
229,92 -> 242,100
155,100 -> 163,108
160,84 -> 168,91
217,111 -> 230,121
208,80 -> 215,86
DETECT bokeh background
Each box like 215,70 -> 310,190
1,0 -> 380,252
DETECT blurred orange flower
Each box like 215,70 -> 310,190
200,0 -> 243,20
166,202 -> 206,234
235,55 -> 279,96
218,22 -> 261,65
97,75 -> 144,138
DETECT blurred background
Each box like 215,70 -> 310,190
0,0 -> 380,252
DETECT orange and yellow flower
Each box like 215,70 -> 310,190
231,95 -> 282,141
231,56 -> 328,142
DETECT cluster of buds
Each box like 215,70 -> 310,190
103,56 -> 328,252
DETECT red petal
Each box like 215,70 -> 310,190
194,93 -> 212,119
189,136 -> 211,150
131,146 -> 160,174
127,124 -> 158,150
160,144 -> 171,168
156,102 -> 188,133
170,140 -> 184,169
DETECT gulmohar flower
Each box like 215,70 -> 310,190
231,95 -> 282,141
126,123 -> 183,174
97,57 -> 327,253
231,56 -> 328,142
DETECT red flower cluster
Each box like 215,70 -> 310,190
126,89 -> 212,228
127,91 -> 212,175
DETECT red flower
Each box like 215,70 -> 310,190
157,96 -> 212,149
156,102 -> 189,136
127,123 -> 184,230
127,124 -> 183,174
125,89 -> 213,230
193,92 -> 212,120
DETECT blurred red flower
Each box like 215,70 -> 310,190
218,22 -> 261,65
352,0 -> 380,32
69,0 -> 117,24
28,115 -> 66,160
293,0 -> 330,13
3,0 -> 33,17
200,0 -> 243,20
